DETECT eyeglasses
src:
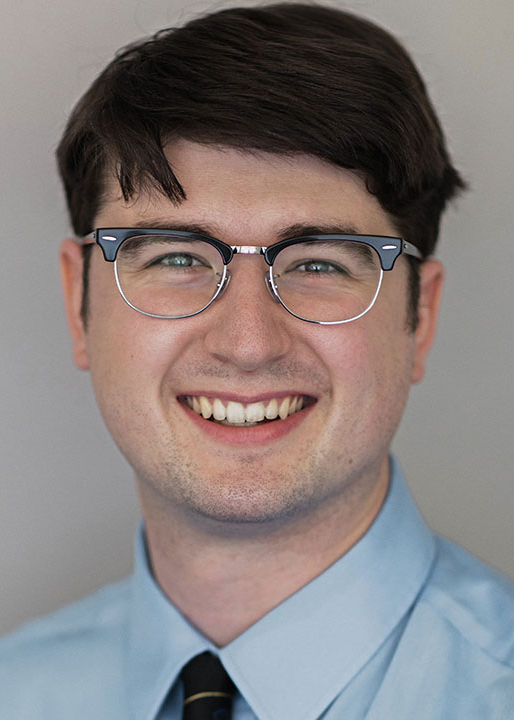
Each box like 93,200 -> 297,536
80,228 -> 422,325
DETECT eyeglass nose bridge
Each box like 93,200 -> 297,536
213,247 -> 279,306
232,245 -> 265,256
213,258 -> 281,307
213,253 -> 282,305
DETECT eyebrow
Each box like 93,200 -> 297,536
130,218 -> 365,243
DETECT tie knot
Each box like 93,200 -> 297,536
180,652 -> 236,720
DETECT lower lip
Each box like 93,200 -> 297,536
178,399 -> 314,446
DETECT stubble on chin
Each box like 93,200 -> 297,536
133,421 -> 382,536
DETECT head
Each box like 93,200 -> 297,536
58,4 -> 464,532
57,2 -> 464,330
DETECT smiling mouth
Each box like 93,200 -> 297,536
180,395 -> 312,426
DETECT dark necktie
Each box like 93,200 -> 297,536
180,651 -> 236,720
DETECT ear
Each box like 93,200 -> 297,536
411,259 -> 444,384
59,238 -> 89,370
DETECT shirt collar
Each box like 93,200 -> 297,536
126,530 -> 215,719
127,457 -> 435,720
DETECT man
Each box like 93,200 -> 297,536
2,3 -> 513,718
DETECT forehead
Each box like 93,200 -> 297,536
96,140 -> 398,241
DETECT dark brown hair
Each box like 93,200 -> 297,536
57,3 -> 465,326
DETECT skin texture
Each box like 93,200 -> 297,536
60,140 -> 443,645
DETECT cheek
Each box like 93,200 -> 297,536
317,317 -> 415,430
87,315 -> 183,396
85,319 -> 182,464
84,267 -> 187,427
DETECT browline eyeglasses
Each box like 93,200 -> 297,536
80,228 -> 422,325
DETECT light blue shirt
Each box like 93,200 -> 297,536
2,458 -> 514,718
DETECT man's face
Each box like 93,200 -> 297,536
61,140 -> 442,530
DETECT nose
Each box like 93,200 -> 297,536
203,257 -> 293,371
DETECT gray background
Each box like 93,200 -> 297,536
1,0 -> 513,636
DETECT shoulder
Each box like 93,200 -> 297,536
0,578 -> 132,717
420,535 -> 514,668
369,538 -> 514,716
0,577 -> 131,660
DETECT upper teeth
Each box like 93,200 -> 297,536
186,395 -> 304,424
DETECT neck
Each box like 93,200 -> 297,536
139,459 -> 389,647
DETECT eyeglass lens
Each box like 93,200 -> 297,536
114,235 -> 382,322
116,235 -> 224,318
271,239 -> 381,322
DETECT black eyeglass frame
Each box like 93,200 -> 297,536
82,228 -> 421,270
80,228 -> 422,324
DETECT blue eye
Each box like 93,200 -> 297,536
151,254 -> 203,268
296,260 -> 339,273
289,259 -> 350,275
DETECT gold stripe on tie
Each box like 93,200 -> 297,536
183,691 -> 233,706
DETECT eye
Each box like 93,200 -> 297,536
149,253 -> 205,268
289,259 -> 348,275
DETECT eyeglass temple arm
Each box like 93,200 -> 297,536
79,232 -> 96,244
402,241 -> 422,260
